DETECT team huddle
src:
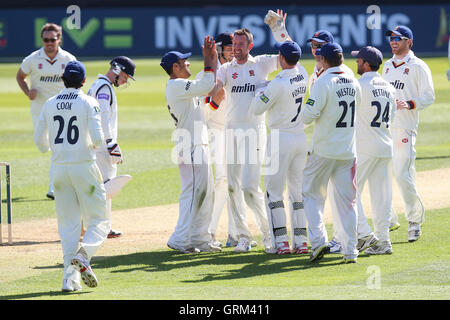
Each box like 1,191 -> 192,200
160,9 -> 435,263
16,8 -> 436,292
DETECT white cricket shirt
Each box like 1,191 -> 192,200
356,71 -> 397,158
217,54 -> 279,125
165,70 -> 215,148
382,51 -> 435,132
251,65 -> 309,134
87,75 -> 118,151
300,65 -> 362,160
34,88 -> 104,163
309,63 -> 354,92
20,47 -> 76,106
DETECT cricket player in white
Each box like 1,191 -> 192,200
161,36 -> 221,253
351,46 -> 397,255
382,26 -> 435,242
87,56 -> 136,239
212,28 -> 278,252
16,23 -> 76,200
300,43 -> 362,263
305,29 -> 355,254
34,61 -> 109,292
196,33 -> 239,248
250,41 -> 309,255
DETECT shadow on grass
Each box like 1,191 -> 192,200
4,240 -> 61,246
0,290 -> 90,300
90,249 -> 370,283
2,197 -> 51,203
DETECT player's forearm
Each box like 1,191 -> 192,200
407,92 -> 435,111
100,116 -> 113,142
300,105 -> 320,125
189,71 -> 215,97
16,73 -> 30,96
251,94 -> 271,116
89,117 -> 105,148
33,125 -> 50,153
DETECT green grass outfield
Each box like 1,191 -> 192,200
0,57 -> 449,300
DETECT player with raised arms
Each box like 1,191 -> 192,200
161,36 -> 222,253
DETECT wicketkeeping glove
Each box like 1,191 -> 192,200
107,141 -> 123,164
264,10 -> 291,43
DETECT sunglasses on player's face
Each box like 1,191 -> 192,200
310,42 -> 323,49
390,36 -> 409,42
42,37 -> 58,43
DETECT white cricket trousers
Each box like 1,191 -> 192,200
32,104 -> 54,193
356,154 -> 393,243
95,151 -> 118,224
225,122 -> 270,240
302,153 -> 358,259
264,130 -> 308,248
207,122 -> 237,239
391,128 -> 425,224
53,161 -> 109,278
169,145 -> 214,248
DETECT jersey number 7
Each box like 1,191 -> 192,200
291,97 -> 303,123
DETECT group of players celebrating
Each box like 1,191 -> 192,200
161,9 -> 435,264
16,8 -> 437,292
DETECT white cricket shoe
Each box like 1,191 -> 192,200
342,256 -> 357,264
71,249 -> 98,288
210,234 -> 223,248
357,233 -> 379,252
310,244 -> 329,262
234,237 -> 251,252
196,242 -> 222,252
408,222 -> 421,242
62,278 -> 82,292
225,235 -> 238,247
167,242 -> 200,253
365,241 -> 393,255
389,222 -> 401,232
327,238 -> 341,253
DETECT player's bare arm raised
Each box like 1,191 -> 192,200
202,36 -> 218,72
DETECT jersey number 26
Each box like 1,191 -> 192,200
54,115 -> 79,145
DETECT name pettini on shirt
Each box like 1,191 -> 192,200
372,88 -> 391,99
